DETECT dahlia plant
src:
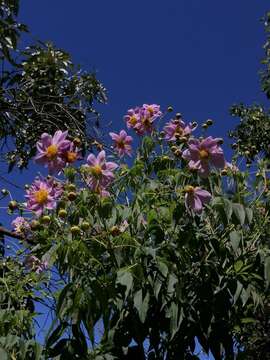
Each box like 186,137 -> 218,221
3,104 -> 270,359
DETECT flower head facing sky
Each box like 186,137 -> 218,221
164,119 -> 195,141
184,185 -> 212,213
124,104 -> 162,135
25,178 -> 63,216
109,130 -> 133,157
84,150 -> 118,191
182,136 -> 225,177
35,130 -> 72,174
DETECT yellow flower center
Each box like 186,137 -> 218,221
34,189 -> 49,204
175,127 -> 183,138
90,164 -> 102,177
66,151 -> 77,163
199,149 -> 209,160
148,107 -> 154,116
46,144 -> 58,159
184,185 -> 195,193
129,115 -> 137,126
117,140 -> 125,149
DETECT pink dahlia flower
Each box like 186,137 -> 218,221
12,216 -> 30,235
24,255 -> 48,274
124,104 -> 162,135
142,104 -> 162,120
35,130 -> 72,174
182,136 -> 225,177
164,119 -> 195,141
25,178 -> 63,216
109,130 -> 133,157
124,107 -> 141,130
84,150 -> 118,191
184,186 -> 212,214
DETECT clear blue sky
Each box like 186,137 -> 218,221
3,1 -> 270,358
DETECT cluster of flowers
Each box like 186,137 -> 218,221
122,104 -> 228,213
35,130 -> 80,174
12,104 -> 229,234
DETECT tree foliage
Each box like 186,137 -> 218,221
0,0 -> 106,171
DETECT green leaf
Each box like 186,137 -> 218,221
134,290 -> 150,323
116,269 -> 133,299
0,348 -> 8,360
229,231 -> 241,253
232,203 -> 245,226
264,256 -> 270,287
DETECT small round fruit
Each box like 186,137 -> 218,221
68,192 -> 77,201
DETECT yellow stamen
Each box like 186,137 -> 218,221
129,115 -> 137,126
199,149 -> 209,160
90,164 -> 102,177
117,140 -> 125,149
46,144 -> 58,159
34,189 -> 48,204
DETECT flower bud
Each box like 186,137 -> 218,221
41,215 -> 51,224
175,112 -> 182,119
1,189 -> 8,196
220,169 -> 228,176
30,220 -> 40,231
206,119 -> 213,126
191,121 -> 198,128
167,106 -> 173,112
171,146 -> 178,152
73,137 -> 81,147
8,200 -> 18,211
231,143 -> 238,150
110,225 -> 121,237
174,149 -> 182,158
58,209 -> 67,219
68,192 -> 77,201
66,183 -> 76,192
81,221 -> 90,231
70,226 -> 81,235
202,123 -> 208,129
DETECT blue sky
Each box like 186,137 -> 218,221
2,1 -> 270,358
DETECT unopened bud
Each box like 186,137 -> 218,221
68,192 -> 77,201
